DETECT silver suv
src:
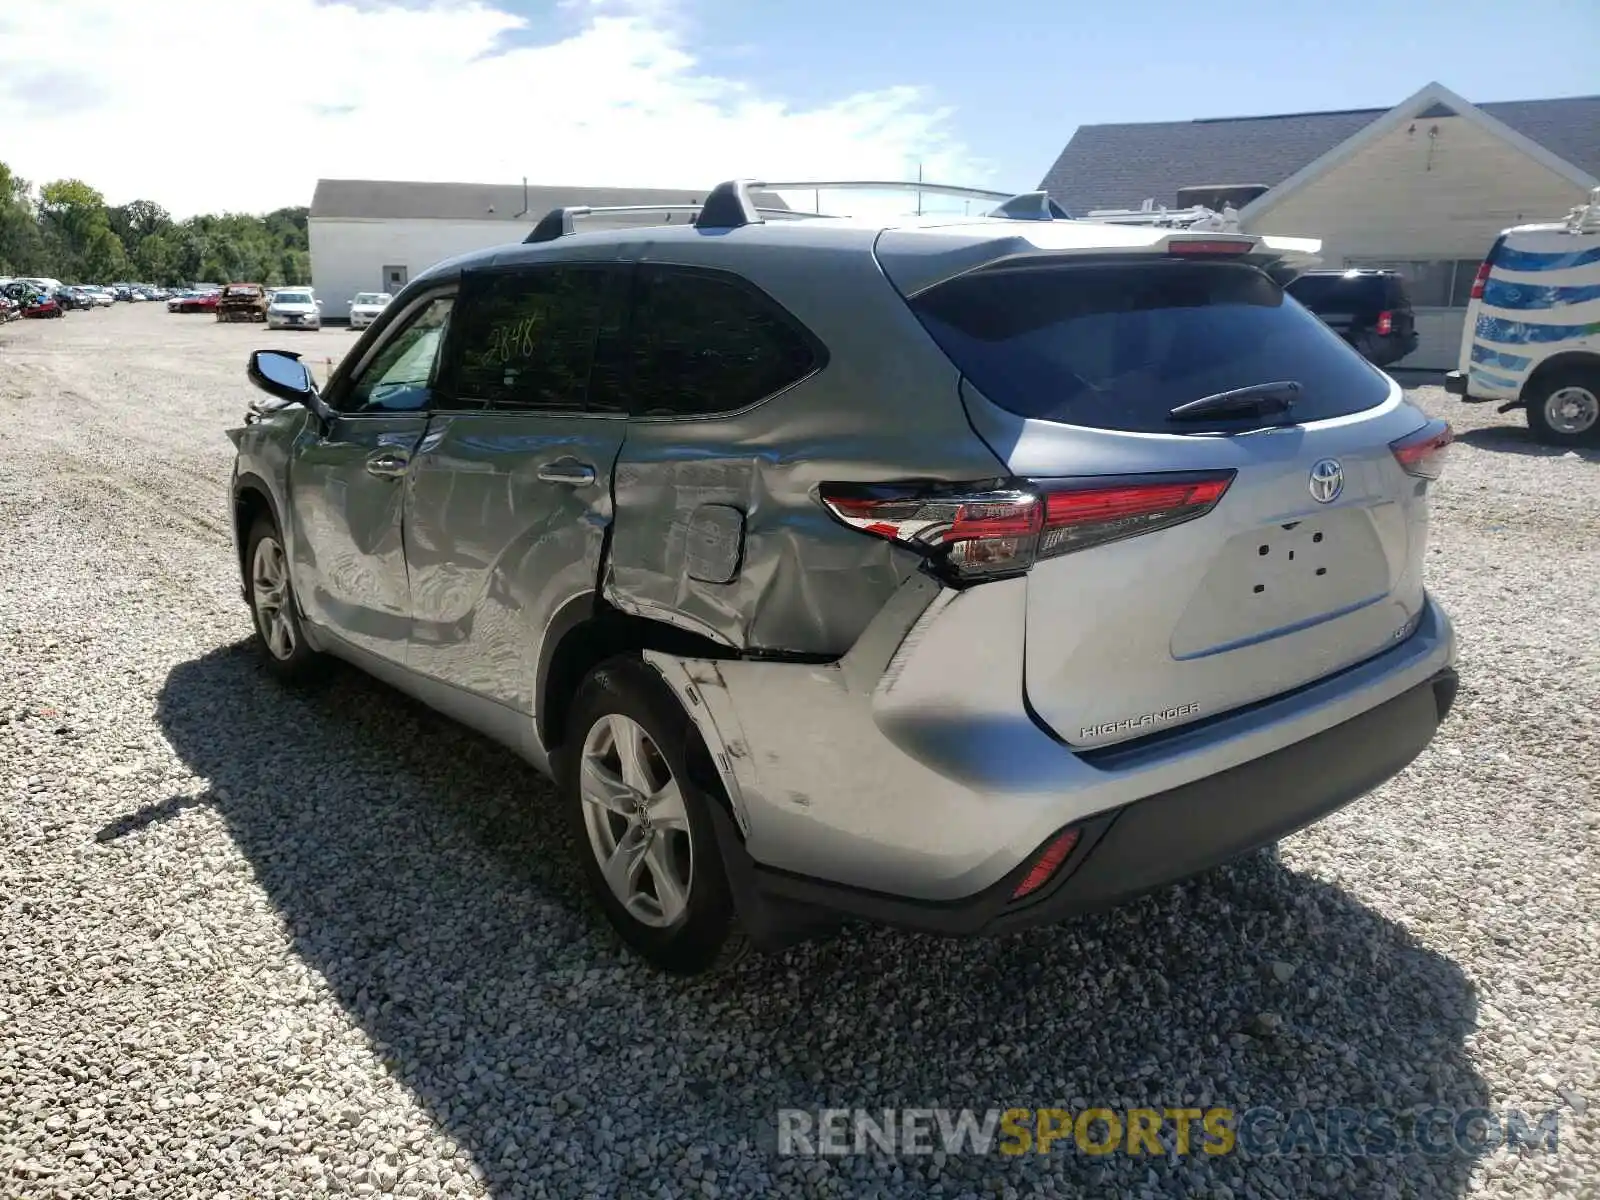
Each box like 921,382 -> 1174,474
228,179 -> 1458,973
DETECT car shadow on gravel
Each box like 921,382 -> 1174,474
143,641 -> 1496,1198
1453,424 -> 1600,462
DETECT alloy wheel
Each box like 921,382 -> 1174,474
251,535 -> 297,660
579,713 -> 694,928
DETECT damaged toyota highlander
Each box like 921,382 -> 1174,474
226,179 -> 1458,974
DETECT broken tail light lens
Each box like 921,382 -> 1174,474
1390,419 -> 1453,479
818,484 -> 1044,580
819,471 -> 1235,582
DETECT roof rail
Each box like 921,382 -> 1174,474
524,178 -> 1074,243
523,199 -> 813,244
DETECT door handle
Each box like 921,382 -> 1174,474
537,461 -> 597,486
365,450 -> 410,479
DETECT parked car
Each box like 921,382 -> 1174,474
168,290 -> 219,314
230,179 -> 1458,974
217,283 -> 269,323
265,288 -> 321,330
1445,186 -> 1600,446
1285,269 -> 1419,369
348,291 -> 391,330
56,286 -> 95,312
21,293 -> 62,318
87,286 -> 115,307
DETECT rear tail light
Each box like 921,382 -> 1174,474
1469,261 -> 1492,301
1012,827 -> 1082,900
1375,310 -> 1394,336
1390,419 -> 1453,479
819,470 -> 1235,583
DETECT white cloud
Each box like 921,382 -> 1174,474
0,0 -> 983,216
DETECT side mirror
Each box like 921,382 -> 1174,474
248,349 -> 335,426
249,349 -> 314,400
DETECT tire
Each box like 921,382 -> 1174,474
1525,366 -> 1600,447
243,515 -> 322,682
561,656 -> 738,974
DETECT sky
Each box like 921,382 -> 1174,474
0,0 -> 1595,217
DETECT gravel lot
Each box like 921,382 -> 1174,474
1,302 -> 1595,1199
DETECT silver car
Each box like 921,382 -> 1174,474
266,288 -> 321,330
227,180 -> 1458,973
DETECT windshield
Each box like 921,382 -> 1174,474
909,260 -> 1390,434
275,292 -> 312,305
353,293 -> 388,305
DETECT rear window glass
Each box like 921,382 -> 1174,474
911,261 -> 1390,434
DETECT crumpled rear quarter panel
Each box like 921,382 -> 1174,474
603,231 -> 1008,655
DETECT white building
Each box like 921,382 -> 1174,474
1040,83 -> 1600,368
308,180 -> 740,321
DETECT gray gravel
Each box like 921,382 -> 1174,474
1,305 -> 1596,1198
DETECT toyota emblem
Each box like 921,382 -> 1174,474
1308,458 -> 1343,504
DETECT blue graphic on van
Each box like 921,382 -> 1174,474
1468,369 -> 1521,391
1482,279 -> 1600,310
1493,245 -> 1600,272
1469,345 -> 1532,371
1475,315 -> 1600,345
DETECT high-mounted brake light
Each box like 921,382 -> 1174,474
1168,239 -> 1254,257
819,471 -> 1235,583
1375,310 -> 1394,336
1390,419 -> 1453,480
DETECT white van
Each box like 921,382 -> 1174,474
1445,187 -> 1600,446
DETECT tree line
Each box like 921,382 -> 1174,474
0,161 -> 311,287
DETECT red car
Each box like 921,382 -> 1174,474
21,294 -> 62,319
168,290 -> 220,314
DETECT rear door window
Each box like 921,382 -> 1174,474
910,261 -> 1390,434
616,266 -> 820,418
449,265 -> 619,413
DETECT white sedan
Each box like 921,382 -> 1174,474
266,289 -> 321,331
348,291 -> 392,330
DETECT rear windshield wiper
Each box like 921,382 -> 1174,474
1168,381 -> 1302,421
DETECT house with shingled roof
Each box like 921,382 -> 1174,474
1039,82 -> 1600,368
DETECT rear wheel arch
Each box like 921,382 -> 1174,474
536,597 -> 733,790
1521,350 -> 1600,398
1521,354 -> 1600,443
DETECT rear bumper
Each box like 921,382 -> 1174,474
711,668 -> 1455,942
651,573 -> 1456,930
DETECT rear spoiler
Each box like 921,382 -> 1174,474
883,227 -> 1325,297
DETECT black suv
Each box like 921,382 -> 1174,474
1286,269 -> 1419,369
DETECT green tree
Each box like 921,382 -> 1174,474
38,179 -> 120,281
0,162 -> 43,275
0,166 -> 311,285
108,199 -> 173,248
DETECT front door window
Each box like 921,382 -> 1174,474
344,296 -> 453,414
